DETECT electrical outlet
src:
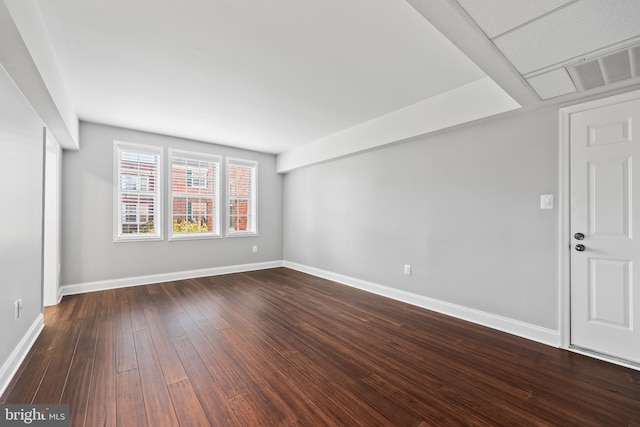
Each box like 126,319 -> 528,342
252,246 -> 258,253
404,264 -> 412,275
14,299 -> 22,319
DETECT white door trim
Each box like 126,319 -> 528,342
559,88 -> 640,368
43,130 -> 62,306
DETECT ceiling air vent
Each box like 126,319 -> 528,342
567,44 -> 640,92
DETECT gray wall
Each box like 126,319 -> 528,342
0,65 -> 44,370
283,106 -> 559,330
61,122 -> 283,286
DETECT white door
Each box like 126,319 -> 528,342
570,97 -> 640,363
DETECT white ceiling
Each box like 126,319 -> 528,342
22,0 -> 640,157
455,0 -> 575,39
35,0 -> 494,154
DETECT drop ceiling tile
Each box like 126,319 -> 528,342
456,0 -> 573,38
526,68 -> 576,99
494,0 -> 640,74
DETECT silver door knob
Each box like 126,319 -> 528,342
574,232 -> 585,240
575,244 -> 585,252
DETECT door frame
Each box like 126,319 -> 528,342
43,129 -> 62,306
559,88 -> 640,370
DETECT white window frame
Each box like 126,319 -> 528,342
114,141 -> 163,242
226,157 -> 258,237
169,149 -> 221,240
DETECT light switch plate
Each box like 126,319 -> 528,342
540,194 -> 554,209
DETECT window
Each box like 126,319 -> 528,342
170,150 -> 220,239
122,175 -> 149,191
227,158 -> 257,236
114,141 -> 162,241
187,169 -> 207,188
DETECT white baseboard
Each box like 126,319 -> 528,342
60,261 -> 284,296
0,314 -> 44,398
59,259 -> 560,348
284,261 -> 561,348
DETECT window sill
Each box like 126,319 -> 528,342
114,235 -> 163,243
169,233 -> 222,241
226,231 -> 258,238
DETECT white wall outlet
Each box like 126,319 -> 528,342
252,246 -> 258,253
404,264 -> 412,275
14,299 -> 22,319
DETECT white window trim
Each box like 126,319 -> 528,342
113,140 -> 163,242
226,157 -> 258,237
169,149 -> 221,241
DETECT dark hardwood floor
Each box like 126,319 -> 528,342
2,267 -> 639,426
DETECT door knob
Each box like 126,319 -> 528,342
574,232 -> 585,240
575,244 -> 585,252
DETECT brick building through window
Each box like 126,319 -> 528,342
170,152 -> 219,237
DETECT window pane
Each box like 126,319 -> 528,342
123,204 -> 137,223
115,143 -> 161,240
170,152 -> 220,237
228,165 -> 252,197
227,159 -> 256,235
173,196 -> 187,216
191,170 -> 207,188
229,215 -> 249,231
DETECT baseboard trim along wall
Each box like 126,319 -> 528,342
60,260 -> 560,347
283,261 -> 561,348
60,261 -> 284,296
0,314 -> 44,398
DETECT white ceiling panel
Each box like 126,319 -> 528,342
494,0 -> 640,74
526,68 -> 576,100
456,0 -> 573,38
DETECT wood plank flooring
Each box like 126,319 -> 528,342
2,267 -> 640,426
